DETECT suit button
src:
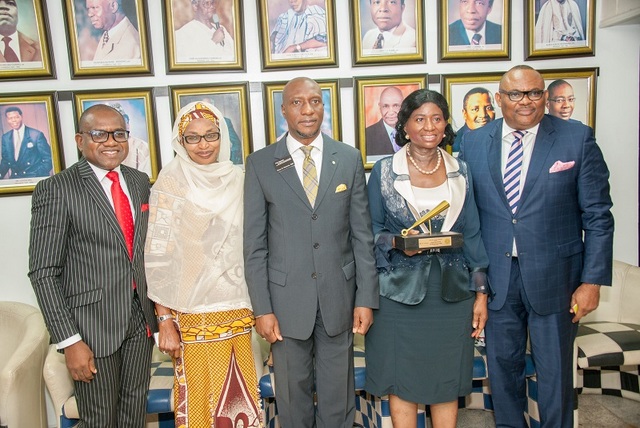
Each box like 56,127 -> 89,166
312,214 -> 318,220
313,243 -> 320,249
505,252 -> 511,257
512,219 -> 517,224
311,273 -> 317,279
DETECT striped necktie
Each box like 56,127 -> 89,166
300,146 -> 319,207
373,33 -> 384,49
504,131 -> 525,214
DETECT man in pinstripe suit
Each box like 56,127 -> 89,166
29,104 -> 157,427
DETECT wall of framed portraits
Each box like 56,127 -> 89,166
0,0 -> 638,361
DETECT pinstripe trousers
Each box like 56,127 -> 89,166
74,295 -> 153,428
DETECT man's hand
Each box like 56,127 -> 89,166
64,340 -> 96,383
570,283 -> 601,323
256,313 -> 283,344
352,307 -> 374,335
158,320 -> 181,359
212,27 -> 225,45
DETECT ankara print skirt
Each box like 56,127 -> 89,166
172,308 -> 262,428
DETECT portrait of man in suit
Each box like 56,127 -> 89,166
361,0 -> 416,55
459,65 -> 613,427
173,0 -> 236,63
243,77 -> 378,428
0,0 -> 42,63
365,85 -> 404,156
452,87 -> 496,152
0,106 -> 52,179
85,0 -> 141,62
448,0 -> 502,47
29,104 -> 157,427
546,79 -> 576,121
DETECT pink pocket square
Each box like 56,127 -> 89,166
549,160 -> 575,173
141,203 -> 149,212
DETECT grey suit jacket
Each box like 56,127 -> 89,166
243,134 -> 379,340
29,158 -> 157,357
365,119 -> 395,156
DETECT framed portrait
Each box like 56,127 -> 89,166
262,79 -> 341,144
257,0 -> 337,70
351,0 -> 425,65
439,0 -> 510,61
0,0 -> 55,80
63,0 -> 153,78
170,82 -> 252,166
355,74 -> 427,169
526,0 -> 595,59
0,92 -> 64,195
73,89 -> 160,181
164,0 -> 244,72
540,67 -> 597,129
442,72 -> 503,153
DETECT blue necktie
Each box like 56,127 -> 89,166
504,131 -> 525,214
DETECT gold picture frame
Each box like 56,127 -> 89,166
354,74 -> 427,169
351,0 -> 425,66
170,82 -> 252,166
439,0 -> 510,61
0,0 -> 55,81
63,0 -> 153,78
0,92 -> 64,195
164,0 -> 245,72
257,0 -> 338,70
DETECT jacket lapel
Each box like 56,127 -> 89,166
78,158 -> 129,255
487,120 -> 510,210
314,135 -> 338,209
519,117 -> 555,210
121,166 -> 143,259
273,136 -> 313,209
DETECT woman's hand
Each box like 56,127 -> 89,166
395,229 -> 424,257
158,320 -> 181,359
471,292 -> 488,338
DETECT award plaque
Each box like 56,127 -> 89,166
395,201 -> 464,251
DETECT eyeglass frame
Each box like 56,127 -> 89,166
79,129 -> 130,143
547,97 -> 576,104
498,89 -> 546,102
181,132 -> 221,145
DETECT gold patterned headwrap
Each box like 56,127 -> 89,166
178,102 -> 219,137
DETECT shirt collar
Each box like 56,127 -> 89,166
286,132 -> 324,156
501,122 -> 540,140
87,162 -> 123,182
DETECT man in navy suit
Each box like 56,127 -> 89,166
459,65 -> 613,427
449,0 -> 501,46
0,106 -> 52,179
29,104 -> 156,427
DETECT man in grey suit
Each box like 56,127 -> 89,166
29,104 -> 156,427
244,77 -> 379,428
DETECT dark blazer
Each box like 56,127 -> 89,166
243,134 -> 379,340
449,19 -> 502,46
459,116 -> 614,314
29,158 -> 157,357
0,126 -> 52,178
0,31 -> 41,62
365,119 -> 394,156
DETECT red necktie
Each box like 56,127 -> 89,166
2,36 -> 19,62
106,171 -> 134,259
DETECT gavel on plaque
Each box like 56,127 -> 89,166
394,201 -> 463,251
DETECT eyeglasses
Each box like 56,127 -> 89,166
548,97 -> 576,104
499,89 -> 545,102
80,130 -> 129,143
198,0 -> 215,8
182,132 -> 221,145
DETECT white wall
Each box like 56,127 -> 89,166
0,1 -> 638,426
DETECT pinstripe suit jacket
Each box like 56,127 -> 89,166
459,116 -> 614,315
29,157 -> 157,357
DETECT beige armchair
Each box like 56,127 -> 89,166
0,301 -> 50,428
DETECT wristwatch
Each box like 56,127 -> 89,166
295,44 -> 302,52
157,314 -> 174,323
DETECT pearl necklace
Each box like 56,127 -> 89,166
406,144 -> 442,175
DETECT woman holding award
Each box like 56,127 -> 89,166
364,89 -> 490,427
